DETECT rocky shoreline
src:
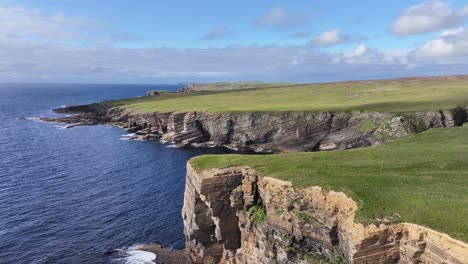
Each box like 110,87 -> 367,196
36,102 -> 468,263
40,103 -> 467,153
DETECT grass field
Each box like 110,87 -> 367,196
181,81 -> 295,91
111,76 -> 468,113
191,126 -> 468,242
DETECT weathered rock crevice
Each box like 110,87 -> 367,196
182,164 -> 468,264
42,104 -> 468,153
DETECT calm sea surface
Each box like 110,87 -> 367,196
0,84 -> 236,263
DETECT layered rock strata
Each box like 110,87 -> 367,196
182,164 -> 468,264
42,104 -> 468,152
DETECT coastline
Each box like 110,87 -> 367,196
39,102 -> 467,153
38,101 -> 468,263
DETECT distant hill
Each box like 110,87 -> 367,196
178,81 -> 296,92
115,74 -> 468,113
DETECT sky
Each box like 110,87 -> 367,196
1,0 -> 468,83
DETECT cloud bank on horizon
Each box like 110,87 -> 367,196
1,0 -> 468,83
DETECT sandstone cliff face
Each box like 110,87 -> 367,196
182,164 -> 468,264
50,104 -> 468,153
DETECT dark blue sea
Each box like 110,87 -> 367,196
0,84 -> 235,264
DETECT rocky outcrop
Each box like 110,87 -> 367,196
138,244 -> 191,264
42,104 -> 467,153
182,164 -> 468,264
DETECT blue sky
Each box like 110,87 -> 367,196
1,0 -> 468,83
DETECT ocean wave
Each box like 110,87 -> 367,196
23,117 -> 40,121
120,133 -> 136,141
108,244 -> 156,264
224,145 -> 239,151
16,117 -> 48,123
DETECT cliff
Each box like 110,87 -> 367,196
182,164 -> 468,264
42,104 -> 467,153
41,103 -> 468,263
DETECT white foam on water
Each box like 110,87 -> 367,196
224,145 -> 238,151
53,125 -> 68,129
124,250 -> 156,264
24,117 -> 41,121
165,144 -> 178,148
120,133 -> 136,141
110,244 -> 157,264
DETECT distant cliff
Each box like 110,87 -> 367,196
42,103 -> 467,153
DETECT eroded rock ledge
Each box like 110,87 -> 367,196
41,103 -> 468,152
182,163 -> 468,264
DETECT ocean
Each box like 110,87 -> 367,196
0,83 -> 236,263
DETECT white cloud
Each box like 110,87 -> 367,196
391,1 -> 468,37
441,27 -> 464,36
313,29 -> 367,47
255,7 -> 311,30
331,44 -> 379,65
0,5 -> 91,42
419,39 -> 454,56
345,44 -> 368,58
199,26 -> 229,41
0,5 -> 142,46
314,29 -> 343,46
410,27 -> 468,63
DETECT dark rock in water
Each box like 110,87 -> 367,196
144,134 -> 159,140
126,126 -> 142,133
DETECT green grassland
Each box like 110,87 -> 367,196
110,76 -> 468,113
181,81 -> 295,91
191,126 -> 468,242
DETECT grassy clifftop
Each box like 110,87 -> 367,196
191,126 -> 468,242
180,81 -> 295,91
111,76 -> 468,113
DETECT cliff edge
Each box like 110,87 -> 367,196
41,104 -> 467,153
182,164 -> 468,264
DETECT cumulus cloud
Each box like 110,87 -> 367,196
0,4 -> 143,46
313,29 -> 367,47
314,29 -> 344,46
0,5 -> 88,41
390,0 -> 468,37
199,26 -> 229,41
410,27 -> 468,63
332,44 -> 373,64
255,7 -> 311,30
